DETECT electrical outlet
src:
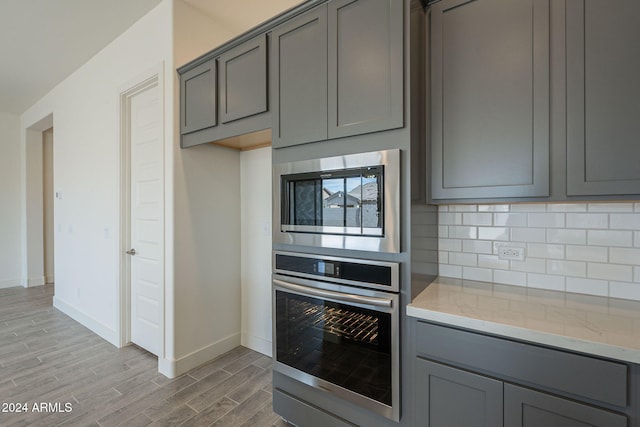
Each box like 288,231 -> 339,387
498,246 -> 525,261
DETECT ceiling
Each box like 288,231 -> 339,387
0,0 -> 304,115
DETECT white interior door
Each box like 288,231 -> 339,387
129,84 -> 163,356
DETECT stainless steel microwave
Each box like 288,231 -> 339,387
273,149 -> 400,252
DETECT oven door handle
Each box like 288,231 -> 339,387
273,279 -> 393,308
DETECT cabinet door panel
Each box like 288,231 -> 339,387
567,0 -> 640,195
328,0 -> 403,139
271,6 -> 328,148
416,358 -> 503,427
219,34 -> 268,124
180,59 -> 216,135
505,384 -> 627,427
431,0 -> 549,199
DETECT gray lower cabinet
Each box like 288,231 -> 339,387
414,321 -> 633,427
180,59 -> 216,135
504,384 -> 627,427
218,34 -> 268,124
430,0 -> 550,200
272,0 -> 404,149
271,5 -> 328,148
566,0 -> 640,196
415,358 -> 503,427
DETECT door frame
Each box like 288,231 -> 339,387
118,65 -> 165,354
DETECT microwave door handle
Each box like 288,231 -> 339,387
273,279 -> 393,308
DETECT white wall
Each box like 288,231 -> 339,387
169,0 -> 241,376
43,128 -> 54,284
439,202 -> 640,300
0,113 -> 21,288
241,147 -> 273,356
20,0 -> 173,346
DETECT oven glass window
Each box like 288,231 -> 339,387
275,290 -> 392,406
284,166 -> 383,234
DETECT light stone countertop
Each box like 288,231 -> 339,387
407,276 -> 640,364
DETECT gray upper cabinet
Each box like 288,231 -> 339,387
328,0 -> 404,139
218,34 -> 268,124
180,59 -> 216,135
430,0 -> 550,200
271,6 -> 328,148
566,0 -> 640,196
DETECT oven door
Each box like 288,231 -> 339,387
272,274 -> 400,421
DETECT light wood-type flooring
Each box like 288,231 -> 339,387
0,284 -> 291,427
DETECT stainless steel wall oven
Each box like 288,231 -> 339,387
273,149 -> 400,253
272,251 -> 400,421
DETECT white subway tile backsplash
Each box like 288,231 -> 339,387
566,213 -> 608,229
610,214 -> 640,230
588,263 -> 633,282
478,204 -> 509,212
511,258 -> 546,274
547,260 -> 587,277
547,203 -> 588,212
437,203 -> 640,301
463,267 -> 493,282
463,213 -> 493,226
528,213 -> 565,228
494,213 -> 527,227
566,277 -> 608,297
588,230 -> 633,247
478,254 -> 510,270
527,273 -> 565,291
450,204 -> 478,212
609,248 -> 640,265
511,227 -> 546,243
439,264 -> 462,279
565,245 -> 607,262
547,229 -> 587,245
463,240 -> 493,254
494,270 -> 526,286
511,203 -> 547,212
588,203 -> 634,212
527,243 -> 565,259
450,226 -> 477,239
609,282 -> 640,301
439,238 -> 462,252
449,252 -> 477,267
478,227 -> 510,241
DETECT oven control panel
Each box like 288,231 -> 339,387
274,252 -> 399,292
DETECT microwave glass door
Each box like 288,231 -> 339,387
283,166 -> 383,235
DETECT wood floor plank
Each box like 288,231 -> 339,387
0,284 -> 287,426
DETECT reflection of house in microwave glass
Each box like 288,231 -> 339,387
322,182 -> 380,228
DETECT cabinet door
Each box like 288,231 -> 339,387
566,0 -> 640,196
180,59 -> 216,135
430,0 -> 550,200
271,6 -> 328,148
505,384 -> 627,427
218,34 -> 268,124
415,358 -> 503,427
327,0 -> 403,139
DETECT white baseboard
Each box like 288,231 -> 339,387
0,278 -> 21,289
158,332 -> 241,379
241,333 -> 272,357
53,296 -> 118,346
27,276 -> 45,287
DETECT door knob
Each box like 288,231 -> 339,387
126,248 -> 136,255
